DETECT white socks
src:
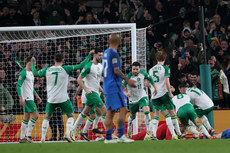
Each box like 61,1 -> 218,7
66,117 -> 74,136
41,118 -> 49,140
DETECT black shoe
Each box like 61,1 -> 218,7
58,137 -> 64,141
26,136 -> 33,143
49,137 -> 57,141
92,128 -> 103,134
19,138 -> 29,143
80,133 -> 90,141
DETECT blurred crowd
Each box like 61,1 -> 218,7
0,0 -> 230,114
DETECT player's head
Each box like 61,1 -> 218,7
108,33 -> 120,46
54,53 -> 64,64
94,47 -> 103,63
155,51 -> 167,62
132,61 -> 141,76
178,83 -> 188,94
25,56 -> 32,69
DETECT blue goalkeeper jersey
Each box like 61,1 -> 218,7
102,48 -> 122,94
221,129 -> 230,139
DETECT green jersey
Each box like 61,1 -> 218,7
149,64 -> 170,99
32,54 -> 91,103
80,61 -> 103,94
123,70 -> 155,104
17,69 -> 37,101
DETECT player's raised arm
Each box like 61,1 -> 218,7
73,50 -> 95,70
31,57 -> 47,77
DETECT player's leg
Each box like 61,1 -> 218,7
196,107 -> 214,134
164,93 -> 181,137
127,102 -> 138,138
92,112 -> 102,133
187,120 -> 200,138
161,110 -> 177,139
193,118 -> 212,138
140,97 -> 151,133
80,109 -> 96,141
20,112 -> 30,143
26,110 -> 39,142
41,102 -> 56,142
94,105 -> 107,130
105,109 -> 116,140
189,105 -> 212,139
150,99 -> 161,139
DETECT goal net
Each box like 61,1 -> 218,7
0,24 -> 146,142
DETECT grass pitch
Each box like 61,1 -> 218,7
1,139 -> 230,153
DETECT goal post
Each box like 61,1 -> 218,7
0,23 -> 146,142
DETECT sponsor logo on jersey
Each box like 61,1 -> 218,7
137,78 -> 140,81
112,58 -> 118,64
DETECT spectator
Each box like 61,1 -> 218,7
47,9 -> 63,25
2,6 -> 23,26
0,69 -> 14,114
188,71 -> 200,88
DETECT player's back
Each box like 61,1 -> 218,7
185,87 -> 214,109
102,48 -> 122,94
172,94 -> 192,112
46,66 -> 69,103
149,64 -> 169,99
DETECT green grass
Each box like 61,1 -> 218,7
1,139 -> 230,153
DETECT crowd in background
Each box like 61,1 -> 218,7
0,0 -> 230,115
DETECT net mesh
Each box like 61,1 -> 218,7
0,25 -> 146,142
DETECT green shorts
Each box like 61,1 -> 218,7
151,101 -> 166,113
23,100 -> 37,113
46,99 -> 74,115
152,92 -> 174,111
85,92 -> 104,108
195,106 -> 214,118
177,104 -> 197,125
129,97 -> 149,115
82,104 -> 97,114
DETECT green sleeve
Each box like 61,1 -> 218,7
163,65 -> 170,77
140,70 -> 155,85
32,63 -> 47,77
80,62 -> 92,77
33,88 -> 37,95
16,69 -> 26,96
123,72 -> 132,86
63,54 -> 92,74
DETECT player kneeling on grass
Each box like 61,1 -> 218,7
32,50 -> 94,143
17,57 -> 42,143
171,93 -> 213,139
178,83 -> 215,135
122,61 -> 157,140
71,48 -> 107,141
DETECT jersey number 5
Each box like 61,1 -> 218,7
102,59 -> 108,78
153,71 -> 159,83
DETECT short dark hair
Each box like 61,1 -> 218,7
25,56 -> 32,64
178,83 -> 188,89
132,61 -> 141,67
94,48 -> 103,54
55,53 -> 64,62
